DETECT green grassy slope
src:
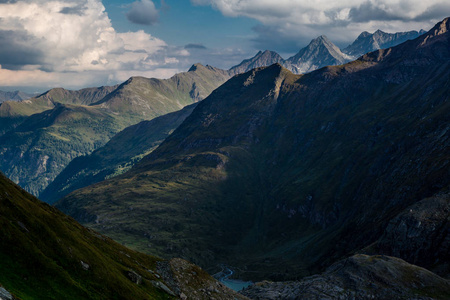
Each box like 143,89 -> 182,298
0,172 -> 245,300
41,104 -> 197,204
0,104 -> 123,196
0,86 -> 118,135
0,172 -> 172,300
93,64 -> 231,124
57,19 -> 450,281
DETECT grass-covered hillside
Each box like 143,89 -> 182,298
0,172 -> 246,300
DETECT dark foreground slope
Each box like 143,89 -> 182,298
41,104 -> 197,204
0,172 -> 246,300
57,18 -> 450,280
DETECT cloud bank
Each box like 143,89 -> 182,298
192,0 -> 450,50
0,0 -> 178,90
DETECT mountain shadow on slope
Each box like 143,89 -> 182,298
57,18 -> 450,281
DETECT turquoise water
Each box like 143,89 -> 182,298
215,266 -> 253,291
221,278 -> 253,291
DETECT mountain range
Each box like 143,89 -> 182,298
0,19 -> 448,299
55,17 -> 450,287
0,65 -> 231,197
0,27 -> 424,199
41,104 -> 197,204
230,29 -> 425,75
0,90 -> 37,103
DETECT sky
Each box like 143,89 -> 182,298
0,0 -> 449,92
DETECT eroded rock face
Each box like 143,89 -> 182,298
241,255 -> 450,299
366,193 -> 450,276
157,258 -> 248,300
0,286 -> 15,300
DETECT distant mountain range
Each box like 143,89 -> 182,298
55,18 -> 450,286
40,104 -> 198,204
0,64 -> 231,197
343,29 -> 427,57
0,27 -> 425,199
0,90 -> 37,103
230,29 -> 425,75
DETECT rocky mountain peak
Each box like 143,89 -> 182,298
428,17 -> 450,37
343,27 -> 425,57
285,34 -> 349,73
188,63 -> 205,72
229,50 -> 284,75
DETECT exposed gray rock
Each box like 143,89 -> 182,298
230,51 -> 285,75
157,258 -> 248,299
0,287 -> 13,300
150,280 -> 176,296
285,35 -> 351,73
364,193 -> 450,276
241,255 -> 450,299
80,260 -> 90,271
126,270 -> 142,285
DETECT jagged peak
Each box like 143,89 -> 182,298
418,17 -> 450,47
188,63 -> 205,72
358,31 -> 371,38
428,17 -> 450,37
314,35 -> 331,43
374,29 -> 386,35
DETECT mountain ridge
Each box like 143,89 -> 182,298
228,28 -> 426,76
56,18 -> 450,281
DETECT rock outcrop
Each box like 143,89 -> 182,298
241,255 -> 450,299
364,193 -> 450,277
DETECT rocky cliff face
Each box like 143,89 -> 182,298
364,193 -> 450,277
241,255 -> 450,299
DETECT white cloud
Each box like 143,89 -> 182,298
126,0 -> 159,25
192,0 -> 450,48
0,0 -> 179,89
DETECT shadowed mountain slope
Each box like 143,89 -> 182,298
56,18 -> 450,280
41,104 -> 198,204
0,172 -> 246,300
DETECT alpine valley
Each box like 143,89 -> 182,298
0,17 -> 449,299
55,17 -> 450,295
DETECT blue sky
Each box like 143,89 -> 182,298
104,0 -> 258,51
0,0 -> 449,92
